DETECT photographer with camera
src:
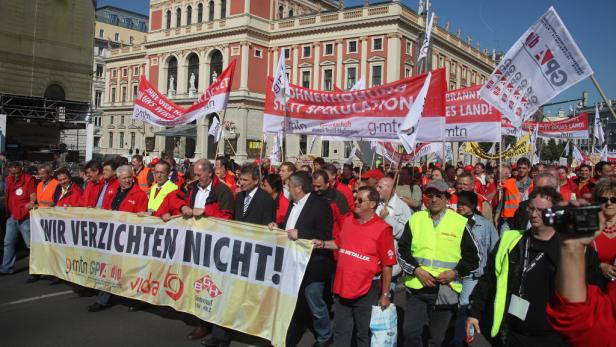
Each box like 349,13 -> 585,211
547,178 -> 616,347
466,187 -> 604,346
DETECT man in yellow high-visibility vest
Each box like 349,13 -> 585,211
397,179 -> 479,347
137,160 -> 178,218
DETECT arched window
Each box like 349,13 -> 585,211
208,1 -> 214,21
44,84 -> 65,100
187,53 -> 199,91
166,10 -> 171,29
187,6 -> 192,25
167,57 -> 178,91
288,9 -> 294,17
221,0 -> 226,19
278,6 -> 284,19
176,8 -> 181,27
197,3 -> 203,23
209,50 -> 223,84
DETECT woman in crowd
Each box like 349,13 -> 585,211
261,173 -> 289,225
591,178 -> 616,280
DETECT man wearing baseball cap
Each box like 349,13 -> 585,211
398,179 -> 479,347
362,169 -> 384,188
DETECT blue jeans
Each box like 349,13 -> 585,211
95,291 -> 112,306
304,281 -> 333,343
453,277 -> 479,346
1,217 -> 31,273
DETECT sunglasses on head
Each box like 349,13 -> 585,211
597,197 -> 616,205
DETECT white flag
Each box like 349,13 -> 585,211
561,141 -> 570,157
594,104 -> 605,145
269,132 -> 284,163
445,142 -> 453,163
417,12 -> 434,70
350,77 -> 366,91
488,143 -> 496,155
346,143 -> 359,165
601,145 -> 608,161
272,53 -> 290,103
398,72 -> 432,153
308,136 -> 318,154
208,116 -> 223,143
572,145 -> 585,164
479,7 -> 593,128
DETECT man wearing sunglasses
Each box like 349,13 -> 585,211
397,179 -> 479,347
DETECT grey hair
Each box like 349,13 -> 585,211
534,172 -> 558,188
194,159 -> 213,173
116,165 -> 133,177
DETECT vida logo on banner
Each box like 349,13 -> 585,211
480,7 -> 593,128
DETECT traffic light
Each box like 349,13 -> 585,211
582,91 -> 589,107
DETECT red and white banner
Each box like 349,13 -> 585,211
133,60 -> 236,126
501,112 -> 588,139
373,141 -> 442,163
263,69 -> 447,141
445,85 -> 501,142
480,7 -> 593,128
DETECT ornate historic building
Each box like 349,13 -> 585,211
100,0 -> 496,162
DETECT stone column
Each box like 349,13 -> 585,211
244,0 -> 251,13
214,0 -> 221,20
291,45 -> 299,85
312,43 -> 320,88
386,33 -> 401,83
176,52 -> 187,96
198,49 -> 207,92
335,39 -> 343,88
240,41 -> 250,91
236,107 -> 248,160
360,36 -> 368,81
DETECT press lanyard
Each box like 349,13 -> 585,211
519,237 -> 544,298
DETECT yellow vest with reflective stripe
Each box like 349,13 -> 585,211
147,180 -> 178,212
490,229 -> 524,337
404,209 -> 468,293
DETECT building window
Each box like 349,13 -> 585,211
110,116 -> 114,124
323,69 -> 333,91
246,140 -> 262,159
129,36 -> 134,45
132,85 -> 138,99
166,10 -> 172,29
111,69 -> 116,78
372,37 -> 383,51
134,66 -> 139,75
99,29 -> 104,38
111,87 -> 116,102
122,68 -> 128,77
405,67 -> 412,77
284,48 -> 290,59
167,57 -> 178,91
197,4 -> 203,22
346,67 -> 357,89
406,40 -> 412,54
322,140 -> 330,157
278,5 -> 284,19
345,142 -> 353,158
121,87 -> 127,102
210,50 -> 223,84
108,132 -> 114,148
254,49 -> 262,58
299,135 -> 307,154
302,46 -> 311,58
176,8 -> 182,27
119,132 -> 124,149
208,1 -> 214,21
145,137 -> 155,151
120,115 -> 125,124
187,6 -> 192,25
130,132 -> 136,149
371,65 -> 382,86
114,33 -> 119,41
302,71 -> 311,88
324,43 -> 334,56
221,0 -> 226,19
288,9 -> 294,17
187,53 -> 199,90
347,40 -> 358,53
95,91 -> 102,107
96,64 -> 103,78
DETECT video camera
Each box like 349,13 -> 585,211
542,205 -> 601,235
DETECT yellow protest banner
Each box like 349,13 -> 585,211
465,134 -> 531,160
29,208 -> 313,347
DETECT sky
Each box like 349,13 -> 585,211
98,0 -> 616,115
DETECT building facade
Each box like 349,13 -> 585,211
101,0 -> 496,162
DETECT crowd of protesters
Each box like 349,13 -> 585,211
0,151 -> 615,347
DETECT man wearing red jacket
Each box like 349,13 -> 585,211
0,162 -> 37,278
81,160 -> 105,208
100,160 -> 120,210
52,167 -> 83,207
88,165 -> 147,312
324,164 -> 354,210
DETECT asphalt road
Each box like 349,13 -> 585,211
0,255 -> 317,347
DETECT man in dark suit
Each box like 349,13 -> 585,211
235,164 -> 275,224
269,171 -> 334,347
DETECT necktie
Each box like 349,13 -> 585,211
243,194 -> 252,215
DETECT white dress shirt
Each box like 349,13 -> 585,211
285,192 -> 311,230
194,182 -> 212,209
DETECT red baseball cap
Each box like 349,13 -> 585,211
464,165 -> 473,172
363,169 -> 384,180
151,157 -> 160,166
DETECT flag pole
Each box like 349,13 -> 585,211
258,134 -> 265,182
215,108 -> 228,159
591,75 -> 616,121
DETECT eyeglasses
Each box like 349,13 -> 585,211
597,197 -> 616,205
526,205 -> 547,214
354,197 -> 373,204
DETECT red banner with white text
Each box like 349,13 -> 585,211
445,85 -> 501,142
263,69 -> 446,141
501,112 -> 588,139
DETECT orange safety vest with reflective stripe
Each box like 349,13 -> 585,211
501,178 -> 533,218
135,167 -> 152,192
37,179 -> 60,208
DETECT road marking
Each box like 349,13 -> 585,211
0,290 -> 73,307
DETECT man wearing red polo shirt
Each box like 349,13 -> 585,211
317,186 -> 396,346
0,162 -> 37,279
